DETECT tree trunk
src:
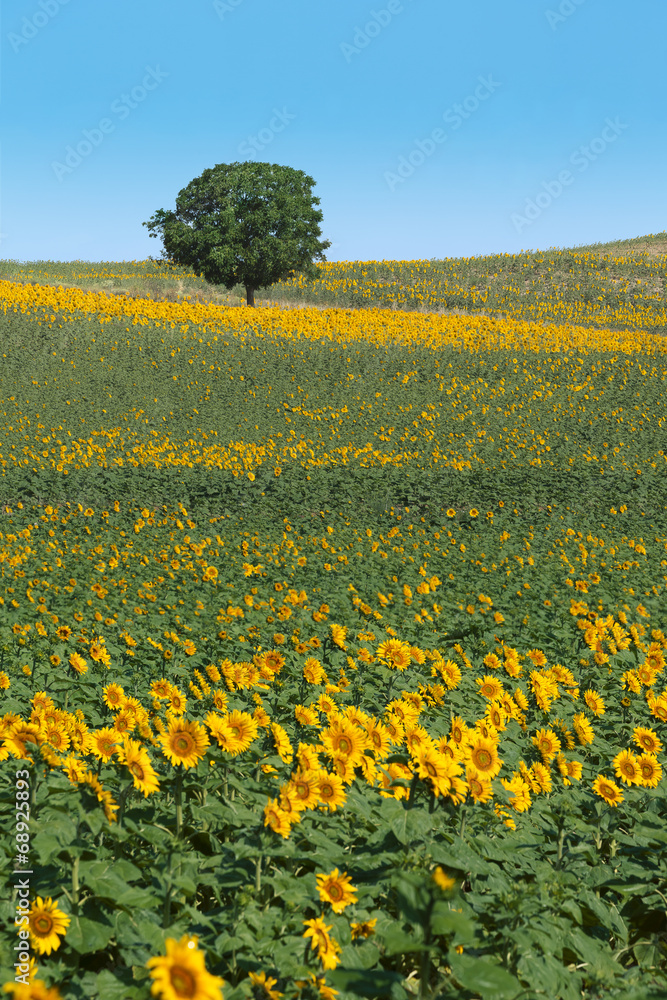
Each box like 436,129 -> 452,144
245,286 -> 255,307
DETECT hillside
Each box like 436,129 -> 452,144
1,231 -> 666,334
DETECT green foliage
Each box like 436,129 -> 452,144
1,252 -> 667,999
142,161 -> 331,305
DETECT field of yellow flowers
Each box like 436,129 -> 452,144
0,250 -> 666,1000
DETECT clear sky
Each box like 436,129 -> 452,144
2,0 -> 665,264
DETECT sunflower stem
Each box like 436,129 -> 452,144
459,806 -> 467,839
556,824 -> 566,866
163,850 -> 172,928
407,772 -> 419,810
175,769 -> 183,838
419,899 -> 434,998
71,853 -> 80,913
117,782 -> 132,829
255,855 -> 261,895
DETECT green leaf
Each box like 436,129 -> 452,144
84,969 -> 146,1000
430,902 -> 476,943
449,952 -> 524,999
339,940 -> 381,970
30,833 -> 65,866
383,924 -> 428,956
66,915 -> 115,955
516,952 -> 583,1000
390,807 -> 433,846
328,967 -> 409,1000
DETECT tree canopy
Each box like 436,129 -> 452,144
142,161 -> 331,306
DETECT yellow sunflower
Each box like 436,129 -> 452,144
112,710 -> 135,736
146,934 -> 225,1000
168,688 -> 187,715
583,689 -> 605,717
122,738 -> 160,796
466,765 -> 494,804
476,675 -> 504,700
504,777 -> 533,813
331,754 -> 356,785
383,713 -> 405,745
5,722 -> 42,760
363,718 -> 392,760
221,710 -> 260,753
612,749 -> 640,786
160,719 -> 209,769
271,723 -> 293,764
556,754 -> 583,785
531,728 -> 562,761
89,727 -> 121,761
329,623 -> 348,650
415,746 -> 461,798
636,753 -> 662,788
432,867 -> 456,890
573,713 -> 595,747
68,652 -> 88,675
285,769 -> 320,810
29,897 -> 70,956
437,660 -> 462,690
351,919 -> 377,940
102,683 -> 125,711
592,774 -> 624,807
3,970 -> 64,1000
263,798 -> 292,839
44,727 -> 70,754
632,726 -> 663,755
531,761 -> 553,794
295,705 -> 320,726
466,736 -> 502,779
303,659 -> 326,685
316,868 -> 358,913
438,736 -> 463,761
450,715 -> 470,747
376,639 -> 412,671
405,724 -> 434,757
315,693 -> 337,716
650,695 -> 667,723
297,743 -> 322,772
320,717 -> 366,763
69,720 -> 89,753
258,649 -> 286,675
151,679 -> 172,700
302,916 -> 342,971
248,971 -> 283,1000
484,701 -> 507,732
211,689 -> 228,712
316,771 -> 347,811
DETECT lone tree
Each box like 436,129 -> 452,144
142,161 -> 331,306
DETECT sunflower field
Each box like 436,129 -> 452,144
1,251 -> 666,1000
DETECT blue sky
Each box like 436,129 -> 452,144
2,0 -> 665,264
